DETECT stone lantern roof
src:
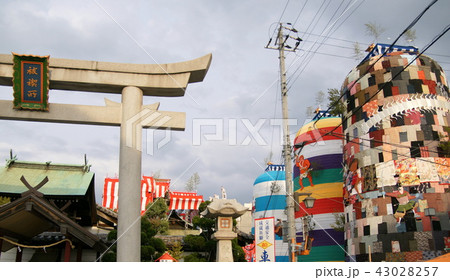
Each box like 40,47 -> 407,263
200,198 -> 247,219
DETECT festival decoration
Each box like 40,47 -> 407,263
293,114 -> 345,262
341,44 -> 449,262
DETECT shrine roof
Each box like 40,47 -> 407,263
0,160 -> 94,197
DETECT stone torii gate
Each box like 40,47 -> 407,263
0,53 -> 212,261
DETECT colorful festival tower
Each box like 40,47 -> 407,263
341,44 -> 450,261
253,164 -> 289,262
293,113 -> 346,261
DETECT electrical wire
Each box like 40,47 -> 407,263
291,0 -> 309,28
296,124 -> 450,168
313,0 -> 439,126
310,25 -> 449,148
303,123 -> 447,157
268,0 -> 292,42
286,0 -> 363,88
340,24 -> 450,130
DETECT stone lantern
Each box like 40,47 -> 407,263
201,198 -> 247,262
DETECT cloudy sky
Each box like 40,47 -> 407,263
0,0 -> 448,205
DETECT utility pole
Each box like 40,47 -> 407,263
266,23 -> 302,262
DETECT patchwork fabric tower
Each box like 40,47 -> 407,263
341,44 -> 450,261
253,164 -> 289,262
293,113 -> 346,261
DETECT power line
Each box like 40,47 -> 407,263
327,131 -> 448,167
300,32 -> 450,59
340,24 -> 450,131
304,125 -> 446,157
268,0 -> 292,43
297,127 -> 449,168
312,0 -> 440,127
291,0 -> 309,27
286,0 -> 363,89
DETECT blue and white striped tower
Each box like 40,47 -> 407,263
253,164 -> 289,262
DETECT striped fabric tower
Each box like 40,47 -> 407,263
293,115 -> 346,262
341,44 -> 450,262
253,164 -> 289,262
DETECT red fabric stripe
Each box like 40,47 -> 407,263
102,178 -> 119,210
295,197 -> 344,218
294,126 -> 343,146
168,192 -> 203,210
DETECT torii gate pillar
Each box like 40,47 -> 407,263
0,53 -> 212,262
118,86 -> 143,261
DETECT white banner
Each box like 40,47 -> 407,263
254,217 -> 276,262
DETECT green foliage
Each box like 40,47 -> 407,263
315,90 -> 326,109
143,198 -> 169,235
330,213 -> 346,232
186,172 -> 201,192
402,29 -> 416,44
438,127 -> 450,157
184,234 -> 207,251
192,215 -> 215,240
0,196 -> 10,206
144,198 -> 168,219
141,218 -> 166,261
353,42 -> 364,61
198,200 -> 211,213
168,241 -> 183,261
364,21 -> 386,42
141,245 -> 156,260
327,88 -> 345,116
232,238 -> 247,262
192,201 -> 216,241
102,252 -> 116,262
184,252 -> 207,262
148,217 -> 169,235
102,218 -> 166,262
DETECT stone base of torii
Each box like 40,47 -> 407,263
0,53 -> 212,261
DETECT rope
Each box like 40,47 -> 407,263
0,236 -> 75,249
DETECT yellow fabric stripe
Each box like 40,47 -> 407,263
295,117 -> 341,138
294,182 -> 343,199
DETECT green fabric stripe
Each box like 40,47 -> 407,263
294,168 -> 343,190
296,245 -> 346,262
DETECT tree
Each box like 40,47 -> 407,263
144,198 -> 169,235
103,199 -> 168,262
327,88 -> 345,116
152,170 -> 161,179
365,21 -> 386,42
231,238 -> 247,262
315,90 -> 326,109
183,201 -> 217,261
184,252 -> 207,262
168,241 -> 183,261
186,172 -> 200,192
305,106 -> 314,118
192,201 -> 216,241
402,29 -> 416,44
352,41 -> 364,61
330,213 -> 345,232
141,218 -> 167,261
